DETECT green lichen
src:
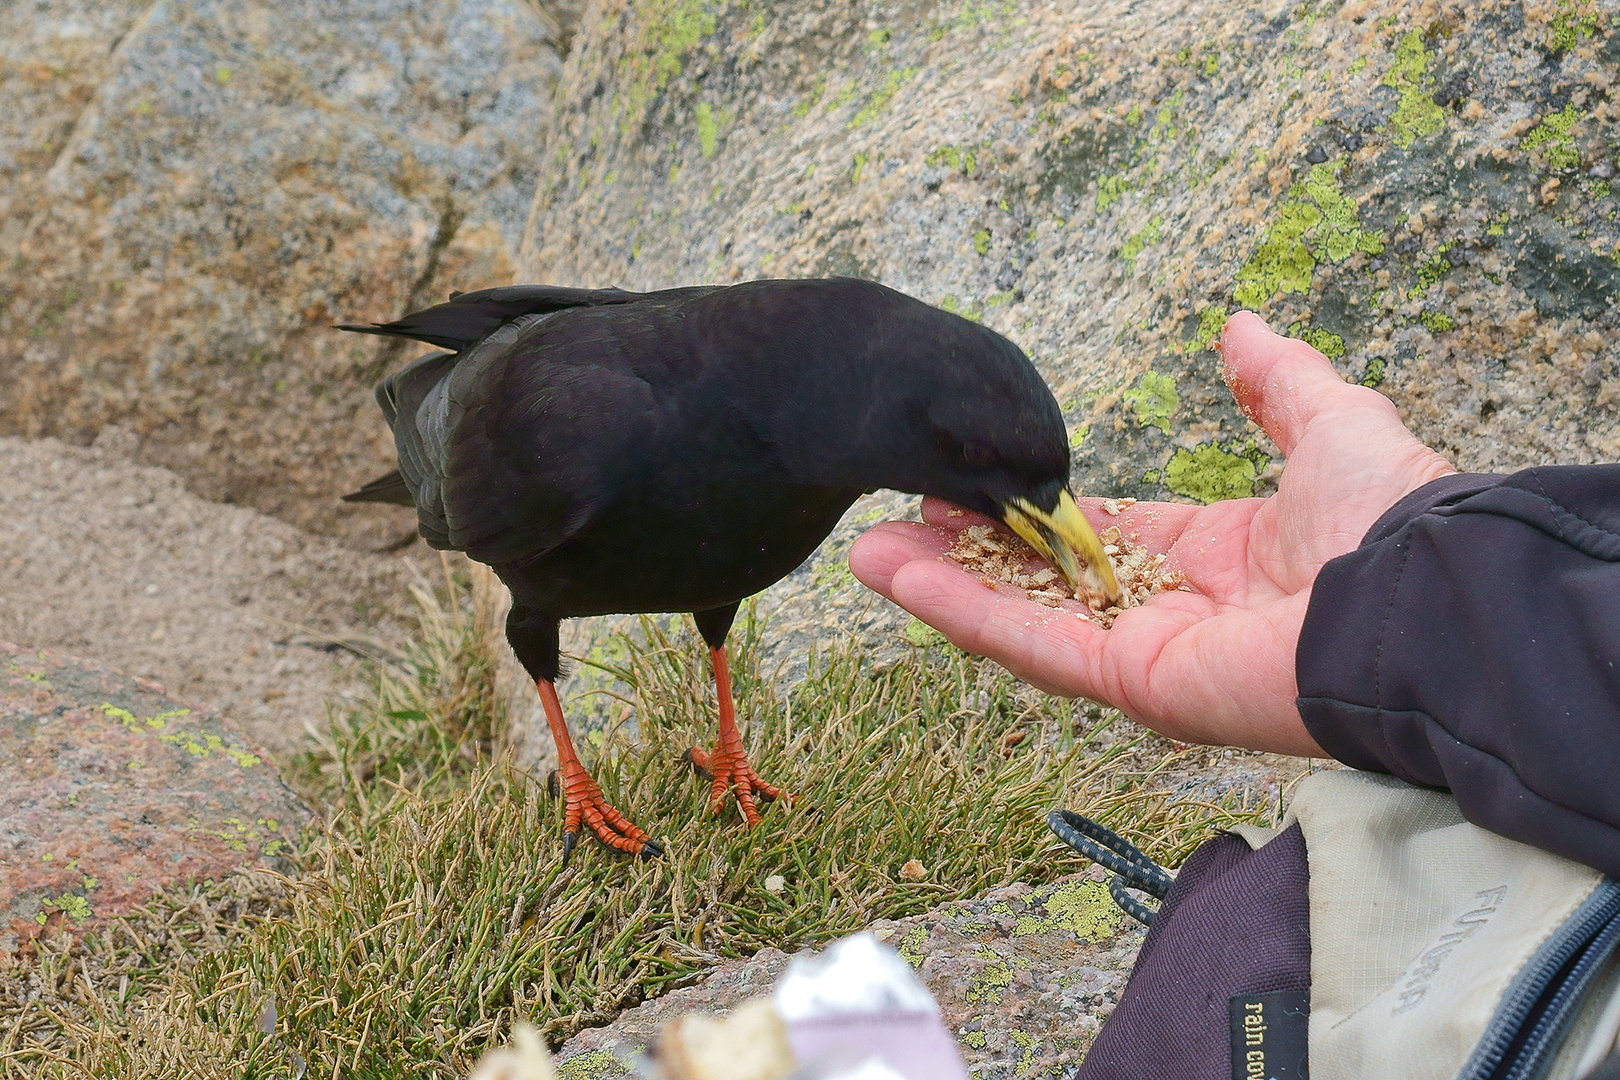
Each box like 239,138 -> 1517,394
926,144 -> 978,174
793,78 -> 826,118
1188,305 -> 1227,352
617,0 -> 723,136
1550,0 -> 1600,51
1233,159 -> 1383,309
36,892 -> 92,923
1420,311 -> 1457,332
1412,250 -> 1453,295
1011,879 -> 1120,940
1069,422 -> 1090,448
1121,371 -> 1179,433
1165,443 -> 1258,503
1298,326 -> 1346,358
903,619 -> 949,648
965,947 -> 1015,1004
1120,216 -> 1163,270
1381,30 -> 1444,149
1521,104 -> 1583,171
962,1030 -> 988,1049
848,67 -> 918,129
898,924 -> 928,968
1095,172 -> 1133,212
973,229 -> 992,256
557,1049 -> 635,1080
851,151 -> 868,183
695,102 -> 717,158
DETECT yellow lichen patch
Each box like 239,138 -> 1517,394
1012,879 -> 1120,940
897,924 -> 929,968
965,945 -> 1015,1004
557,1049 -> 633,1080
1381,29 -> 1444,149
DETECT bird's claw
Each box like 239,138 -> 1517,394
551,767 -> 661,861
686,745 -> 788,826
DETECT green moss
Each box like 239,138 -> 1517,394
1521,105 -> 1583,171
1121,371 -> 1179,433
1234,159 -> 1383,308
1420,311 -> 1457,332
1164,443 -> 1258,503
1381,30 -> 1444,148
848,67 -> 918,128
695,102 -> 717,157
973,229 -> 992,256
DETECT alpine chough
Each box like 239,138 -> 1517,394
341,278 -> 1118,861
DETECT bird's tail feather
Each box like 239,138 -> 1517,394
342,470 -> 415,506
335,284 -> 641,352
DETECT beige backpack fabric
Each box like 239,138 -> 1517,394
1232,771 -> 1620,1080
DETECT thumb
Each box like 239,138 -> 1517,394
1220,311 -> 1386,457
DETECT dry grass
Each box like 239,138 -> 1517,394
1,563 -> 1279,1079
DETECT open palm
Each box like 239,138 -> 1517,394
849,312 -> 1457,756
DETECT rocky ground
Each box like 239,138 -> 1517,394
0,432 -> 421,757
554,870 -> 1147,1080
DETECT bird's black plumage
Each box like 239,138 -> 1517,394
342,277 -> 1092,857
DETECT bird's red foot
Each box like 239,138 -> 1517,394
686,744 -> 787,826
548,765 -> 663,863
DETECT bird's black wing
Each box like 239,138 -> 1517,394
435,312 -> 673,566
336,285 -> 641,352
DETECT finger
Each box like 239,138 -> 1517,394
849,522 -> 952,597
884,558 -> 1105,697
1220,310 -> 1387,457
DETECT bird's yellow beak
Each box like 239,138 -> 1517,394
1002,489 -> 1122,605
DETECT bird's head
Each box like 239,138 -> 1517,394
895,330 -> 1121,606
779,282 -> 1121,604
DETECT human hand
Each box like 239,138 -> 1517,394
849,312 -> 1457,756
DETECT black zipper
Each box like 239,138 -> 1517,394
1458,878 -> 1620,1080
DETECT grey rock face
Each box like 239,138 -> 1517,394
523,0 -> 1619,529
0,0 -> 560,547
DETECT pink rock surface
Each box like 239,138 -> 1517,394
0,640 -> 307,947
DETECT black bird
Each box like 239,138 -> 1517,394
340,278 -> 1119,860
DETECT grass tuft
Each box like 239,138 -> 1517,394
3,563 -> 1278,1078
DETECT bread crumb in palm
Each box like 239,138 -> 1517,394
943,517 -> 1187,628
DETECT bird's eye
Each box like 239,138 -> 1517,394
961,443 -> 994,468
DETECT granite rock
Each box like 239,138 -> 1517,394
554,871 -> 1144,1080
522,0 -> 1619,663
0,640 -> 308,949
0,0 -> 561,548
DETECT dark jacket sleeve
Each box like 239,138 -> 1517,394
1296,466 -> 1620,880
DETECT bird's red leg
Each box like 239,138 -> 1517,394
687,646 -> 787,825
538,679 -> 662,862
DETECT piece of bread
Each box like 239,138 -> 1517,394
656,998 -> 797,1080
